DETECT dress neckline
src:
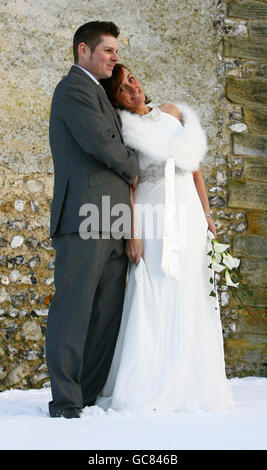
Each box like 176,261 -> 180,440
142,105 -> 183,127
141,106 -> 161,121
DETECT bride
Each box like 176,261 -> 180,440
98,64 -> 233,412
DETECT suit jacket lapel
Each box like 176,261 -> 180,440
96,84 -> 122,137
69,66 -> 122,139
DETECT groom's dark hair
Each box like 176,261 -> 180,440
73,21 -> 120,63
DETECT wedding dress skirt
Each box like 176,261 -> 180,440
100,109 -> 233,412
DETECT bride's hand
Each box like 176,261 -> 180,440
125,237 -> 143,265
131,175 -> 138,192
206,215 -> 217,238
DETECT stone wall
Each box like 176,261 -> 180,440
213,0 -> 267,376
0,0 -> 266,390
0,169 -> 54,387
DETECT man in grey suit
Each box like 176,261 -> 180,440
46,21 -> 140,419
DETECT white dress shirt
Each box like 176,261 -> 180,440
74,65 -> 100,85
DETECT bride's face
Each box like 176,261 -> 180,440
114,67 -> 146,112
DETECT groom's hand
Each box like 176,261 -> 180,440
125,238 -> 143,265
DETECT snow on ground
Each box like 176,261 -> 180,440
0,377 -> 266,450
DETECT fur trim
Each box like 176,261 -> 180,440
118,103 -> 207,172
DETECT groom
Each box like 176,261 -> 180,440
46,21 -> 140,419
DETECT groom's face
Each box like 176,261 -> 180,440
81,35 -> 119,80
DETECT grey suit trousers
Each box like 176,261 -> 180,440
45,233 -> 128,414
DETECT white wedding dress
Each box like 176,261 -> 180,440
99,107 -> 233,412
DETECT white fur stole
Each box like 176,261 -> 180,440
118,103 -> 207,172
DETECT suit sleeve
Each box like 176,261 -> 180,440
62,81 -> 139,185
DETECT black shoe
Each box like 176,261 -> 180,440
83,400 -> 96,408
62,407 -> 81,419
50,407 -> 81,419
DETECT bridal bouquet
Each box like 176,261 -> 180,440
207,231 -> 262,321
207,232 -> 240,293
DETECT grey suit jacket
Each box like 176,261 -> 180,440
49,65 -> 139,237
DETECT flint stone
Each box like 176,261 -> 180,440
10,270 -> 32,285
43,276 -> 54,286
34,308 -> 48,316
30,201 -> 39,212
22,320 -> 42,341
216,210 -> 234,220
7,345 -> 18,359
209,186 -> 225,193
25,350 -> 39,361
11,236 -> 24,248
25,179 -> 44,193
7,255 -> 24,267
229,123 -> 247,133
25,237 -> 39,249
209,195 -> 226,207
40,239 -> 53,250
10,270 -> 21,283
8,219 -> 26,231
230,169 -> 244,178
0,287 -> 10,304
31,371 -> 49,386
9,307 -> 20,318
0,366 -> 7,381
229,221 -> 247,232
12,291 -> 28,308
3,323 -> 18,340
14,199 -> 25,212
27,255 -> 41,268
216,170 -> 227,186
224,19 -> 247,37
30,275 -> 37,285
47,260 -> 55,270
1,275 -> 9,285
221,291 -> 229,307
6,362 -> 30,386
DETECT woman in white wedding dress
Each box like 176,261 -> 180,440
99,65 -> 233,412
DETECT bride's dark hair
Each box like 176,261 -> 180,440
100,63 -> 151,109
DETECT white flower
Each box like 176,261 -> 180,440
213,252 -> 222,264
212,262 -> 225,273
212,239 -> 230,253
223,253 -> 240,270
225,270 -> 239,287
